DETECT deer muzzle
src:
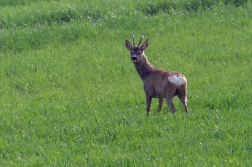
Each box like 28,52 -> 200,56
131,56 -> 137,62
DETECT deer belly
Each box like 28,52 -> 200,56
144,83 -> 164,98
149,88 -> 165,98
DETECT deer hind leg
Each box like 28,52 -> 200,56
158,97 -> 163,112
165,96 -> 175,114
177,85 -> 188,113
146,96 -> 152,116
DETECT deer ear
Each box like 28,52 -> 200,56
125,40 -> 133,50
141,39 -> 148,50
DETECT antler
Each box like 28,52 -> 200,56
138,33 -> 145,47
132,33 -> 135,46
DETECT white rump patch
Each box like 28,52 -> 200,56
168,75 -> 187,86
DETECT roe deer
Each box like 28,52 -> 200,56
125,34 -> 188,115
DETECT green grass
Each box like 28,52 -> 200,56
0,0 -> 252,166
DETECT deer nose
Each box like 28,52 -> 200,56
132,56 -> 137,61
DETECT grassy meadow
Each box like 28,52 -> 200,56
0,0 -> 252,166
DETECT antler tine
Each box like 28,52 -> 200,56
132,33 -> 135,46
138,33 -> 145,47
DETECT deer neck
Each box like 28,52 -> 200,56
134,55 -> 153,80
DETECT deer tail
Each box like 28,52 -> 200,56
168,74 -> 187,86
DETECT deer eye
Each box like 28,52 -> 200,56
130,52 -> 133,55
137,52 -> 141,55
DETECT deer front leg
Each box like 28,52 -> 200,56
146,96 -> 152,116
158,97 -> 163,112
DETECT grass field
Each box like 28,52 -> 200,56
0,0 -> 251,166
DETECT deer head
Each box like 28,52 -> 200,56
125,33 -> 148,64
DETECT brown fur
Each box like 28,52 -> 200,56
125,37 -> 188,115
